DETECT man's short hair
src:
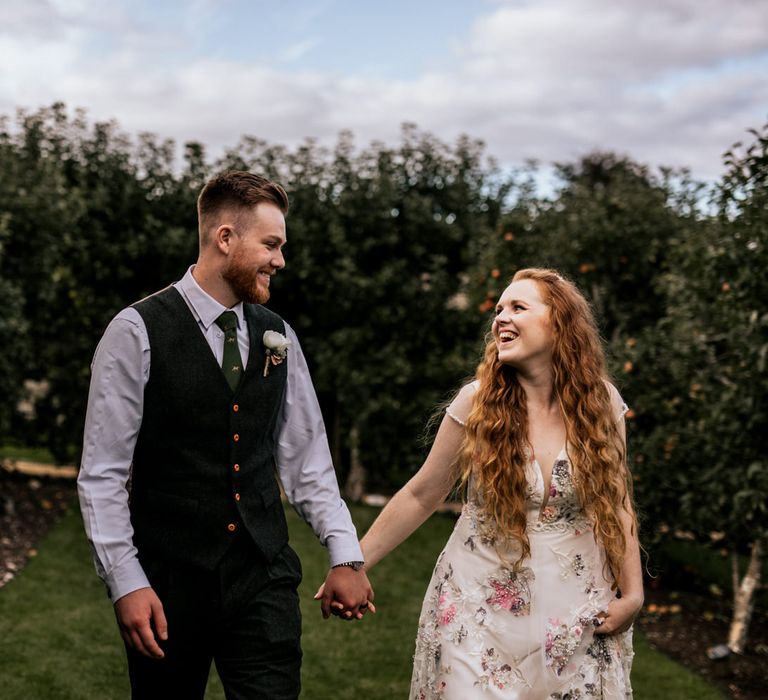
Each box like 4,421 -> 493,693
197,171 -> 289,242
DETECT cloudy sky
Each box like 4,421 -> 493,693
2,0 -> 767,180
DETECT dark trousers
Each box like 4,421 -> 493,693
126,532 -> 302,700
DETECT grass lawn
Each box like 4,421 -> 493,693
0,500 -> 725,699
0,445 -> 57,464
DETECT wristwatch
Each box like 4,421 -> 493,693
333,561 -> 365,571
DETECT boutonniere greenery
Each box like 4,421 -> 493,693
262,330 -> 291,377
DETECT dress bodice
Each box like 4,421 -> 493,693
525,453 -> 593,534
466,451 -> 593,540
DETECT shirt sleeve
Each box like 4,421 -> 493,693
77,308 -> 151,602
274,324 -> 363,566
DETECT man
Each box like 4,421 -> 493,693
78,171 -> 373,699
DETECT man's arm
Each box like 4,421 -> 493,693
274,324 -> 372,618
77,309 -> 167,657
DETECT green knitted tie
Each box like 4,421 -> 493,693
215,311 -> 244,392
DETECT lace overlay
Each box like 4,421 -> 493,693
410,452 -> 634,699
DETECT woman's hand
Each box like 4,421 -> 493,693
313,573 -> 376,620
593,593 -> 643,636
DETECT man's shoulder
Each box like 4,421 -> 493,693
132,286 -> 177,309
131,286 -> 185,322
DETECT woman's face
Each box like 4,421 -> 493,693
492,279 -> 553,370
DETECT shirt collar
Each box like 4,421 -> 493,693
177,266 -> 245,331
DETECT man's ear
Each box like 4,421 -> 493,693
214,224 -> 234,253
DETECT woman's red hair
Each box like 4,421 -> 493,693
459,268 -> 636,585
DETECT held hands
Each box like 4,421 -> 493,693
114,587 -> 168,659
314,567 -> 375,621
593,593 -> 643,636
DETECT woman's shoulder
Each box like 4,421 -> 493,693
445,380 -> 479,427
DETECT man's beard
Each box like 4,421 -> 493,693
222,250 -> 270,304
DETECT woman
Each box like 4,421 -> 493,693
326,268 -> 643,698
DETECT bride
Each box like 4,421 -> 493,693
323,268 -> 642,699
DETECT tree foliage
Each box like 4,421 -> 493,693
1,105 -> 766,574
628,124 -> 768,550
217,126 -> 510,485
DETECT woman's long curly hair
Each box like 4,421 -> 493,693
459,268 -> 636,586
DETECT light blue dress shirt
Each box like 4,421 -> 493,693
77,267 -> 363,602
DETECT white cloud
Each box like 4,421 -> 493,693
465,0 -> 768,81
0,1 -> 57,33
1,0 -> 766,180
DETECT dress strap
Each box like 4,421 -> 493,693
445,407 -> 466,426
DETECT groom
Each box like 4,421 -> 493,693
77,170 -> 373,699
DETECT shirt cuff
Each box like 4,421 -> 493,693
106,558 -> 151,604
325,535 -> 365,568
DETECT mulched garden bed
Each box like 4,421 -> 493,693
1,472 -> 766,698
638,586 -> 768,700
0,471 -> 74,589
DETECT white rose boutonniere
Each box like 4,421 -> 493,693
263,330 -> 291,377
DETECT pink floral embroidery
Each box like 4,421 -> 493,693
530,460 -> 593,534
484,568 -> 533,616
476,648 -> 517,690
545,618 -> 585,676
540,505 -> 559,522
439,604 -> 457,626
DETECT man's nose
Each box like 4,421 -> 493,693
273,248 -> 286,269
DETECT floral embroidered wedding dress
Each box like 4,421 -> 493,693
410,397 -> 634,699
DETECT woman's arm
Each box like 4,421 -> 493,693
361,381 -> 476,570
596,403 -> 644,635
361,410 -> 465,571
312,410 -> 465,617
314,383 -> 474,617
596,507 -> 643,635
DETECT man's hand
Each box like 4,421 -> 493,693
313,568 -> 375,620
114,587 -> 168,658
